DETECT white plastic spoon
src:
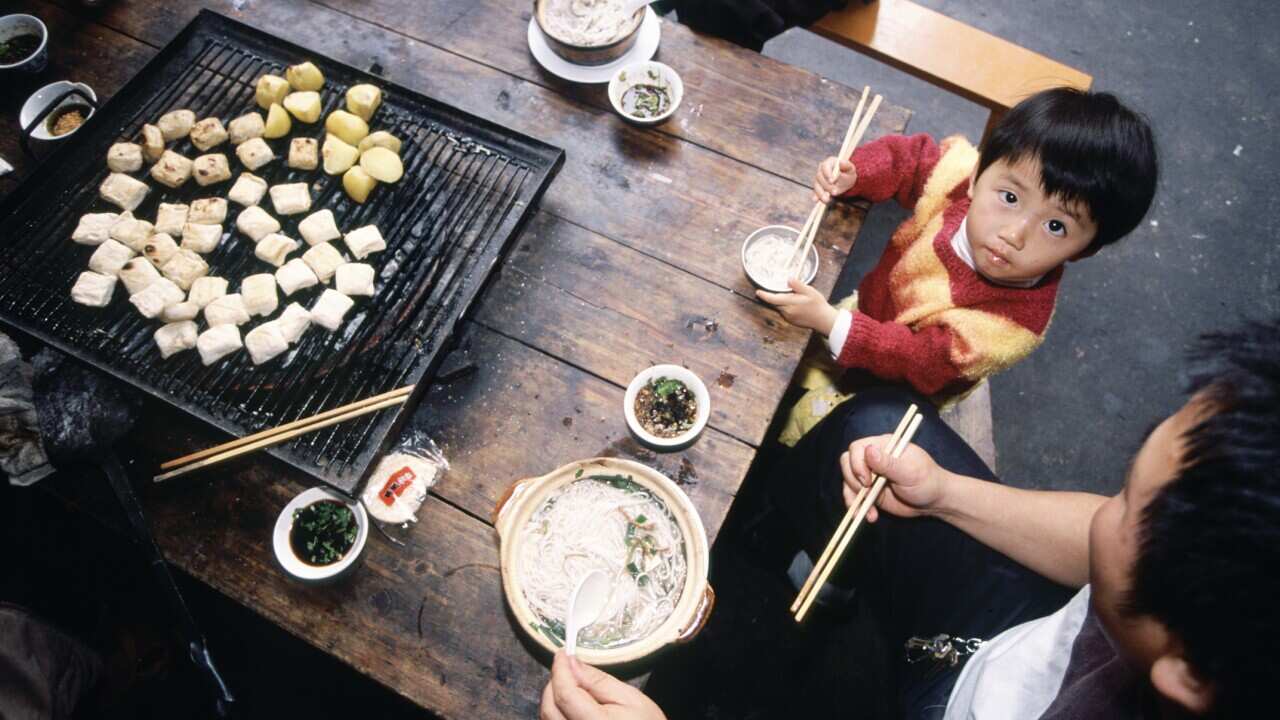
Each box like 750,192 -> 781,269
564,570 -> 611,656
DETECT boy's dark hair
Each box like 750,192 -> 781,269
977,87 -> 1158,252
1127,318 -> 1280,717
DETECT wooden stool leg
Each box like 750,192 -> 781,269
980,108 -> 1006,147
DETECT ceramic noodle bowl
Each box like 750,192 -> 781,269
495,457 -> 714,665
533,0 -> 646,66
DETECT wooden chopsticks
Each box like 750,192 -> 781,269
786,86 -> 883,280
791,403 -> 922,623
153,385 -> 415,482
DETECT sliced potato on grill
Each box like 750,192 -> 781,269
325,110 -> 369,146
346,84 -> 382,122
255,74 -> 290,110
357,131 -> 402,155
285,61 -> 325,92
263,103 -> 291,139
322,134 -> 359,175
342,166 -> 377,204
359,147 -> 404,183
283,91 -> 322,123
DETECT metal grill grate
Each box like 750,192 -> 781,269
0,11 -> 563,492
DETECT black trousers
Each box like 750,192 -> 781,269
769,386 -> 1074,718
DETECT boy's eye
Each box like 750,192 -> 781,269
1045,219 -> 1067,237
998,190 -> 1018,205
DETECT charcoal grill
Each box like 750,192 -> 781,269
0,10 -> 564,493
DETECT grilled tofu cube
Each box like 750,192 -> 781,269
188,197 -> 227,225
245,322 -> 289,365
129,277 -> 185,319
269,182 -> 311,216
197,325 -> 242,366
204,293 -> 251,327
227,172 -> 269,207
154,203 -> 189,237
236,206 -> 281,241
119,257 -> 162,295
180,223 -> 222,254
241,273 -> 279,317
150,150 -> 193,188
70,271 -> 117,308
335,263 -> 375,297
297,209 -> 341,246
301,242 -> 344,282
188,276 -> 229,308
157,109 -> 196,141
154,321 -> 198,359
160,301 -> 200,323
343,224 -> 386,259
141,123 -> 165,163
254,233 -> 299,267
277,302 -> 312,344
235,137 -> 275,171
287,138 -> 319,170
88,239 -> 136,276
142,233 -> 180,265
109,213 -> 154,252
227,112 -> 265,145
71,212 -> 119,245
98,173 -> 149,211
160,249 -> 209,291
274,258 -> 319,296
309,289 -> 354,331
193,153 -> 232,186
189,117 -> 228,151
107,143 -> 143,173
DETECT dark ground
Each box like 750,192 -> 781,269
4,2 -> 1278,719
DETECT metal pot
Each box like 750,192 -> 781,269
494,457 -> 715,665
532,0 -> 645,66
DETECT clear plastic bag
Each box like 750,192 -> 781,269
359,429 -> 448,526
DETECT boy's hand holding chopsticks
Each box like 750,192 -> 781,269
813,156 -> 858,205
755,278 -> 839,336
841,434 -> 946,522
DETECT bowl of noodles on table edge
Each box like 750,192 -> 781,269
495,457 -> 714,665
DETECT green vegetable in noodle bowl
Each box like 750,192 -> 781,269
634,377 -> 697,438
290,500 -> 358,566
520,474 -> 687,650
621,83 -> 671,119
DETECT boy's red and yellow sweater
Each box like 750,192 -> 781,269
836,133 -> 1062,399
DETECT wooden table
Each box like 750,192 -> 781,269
0,1 -> 908,716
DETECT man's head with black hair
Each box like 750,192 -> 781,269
1088,319 -> 1280,716
963,88 -> 1158,285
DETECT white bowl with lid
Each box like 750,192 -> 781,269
20,81 -> 97,141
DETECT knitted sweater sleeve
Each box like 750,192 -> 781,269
842,133 -> 942,210
836,310 -> 962,396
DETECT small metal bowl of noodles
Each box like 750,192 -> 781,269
742,224 -> 819,293
494,457 -> 714,665
533,0 -> 646,66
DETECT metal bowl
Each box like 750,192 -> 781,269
741,224 -> 819,293
533,0 -> 645,66
495,457 -> 714,666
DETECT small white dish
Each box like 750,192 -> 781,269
0,14 -> 49,74
273,486 -> 369,583
624,364 -> 711,450
527,7 -> 660,84
609,61 -> 683,125
742,224 -> 819,294
20,81 -> 96,141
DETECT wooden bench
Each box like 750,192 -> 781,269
810,0 -> 1092,141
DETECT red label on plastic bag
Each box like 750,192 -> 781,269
378,467 -> 416,506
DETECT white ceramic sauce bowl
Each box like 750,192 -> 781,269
624,364 -> 710,449
20,81 -> 96,141
273,486 -> 369,584
0,14 -> 49,74
609,60 -> 683,125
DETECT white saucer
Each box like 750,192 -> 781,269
527,7 -> 661,84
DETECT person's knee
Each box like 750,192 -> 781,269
839,386 -> 932,445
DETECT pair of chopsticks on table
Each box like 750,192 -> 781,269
791,403 -> 922,623
152,385 -> 414,482
786,86 -> 883,280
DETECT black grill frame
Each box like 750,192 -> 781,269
0,10 -> 563,493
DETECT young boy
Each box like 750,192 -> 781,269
760,87 -> 1159,445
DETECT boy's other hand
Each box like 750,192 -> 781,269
756,279 -> 839,335
840,435 -> 947,522
541,651 -> 667,720
813,156 -> 857,205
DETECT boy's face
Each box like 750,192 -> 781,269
965,157 -> 1098,284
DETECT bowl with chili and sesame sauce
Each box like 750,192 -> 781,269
624,364 -> 711,450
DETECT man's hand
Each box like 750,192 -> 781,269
756,279 -> 839,335
540,651 -> 667,720
840,435 -> 948,522
813,156 -> 857,205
